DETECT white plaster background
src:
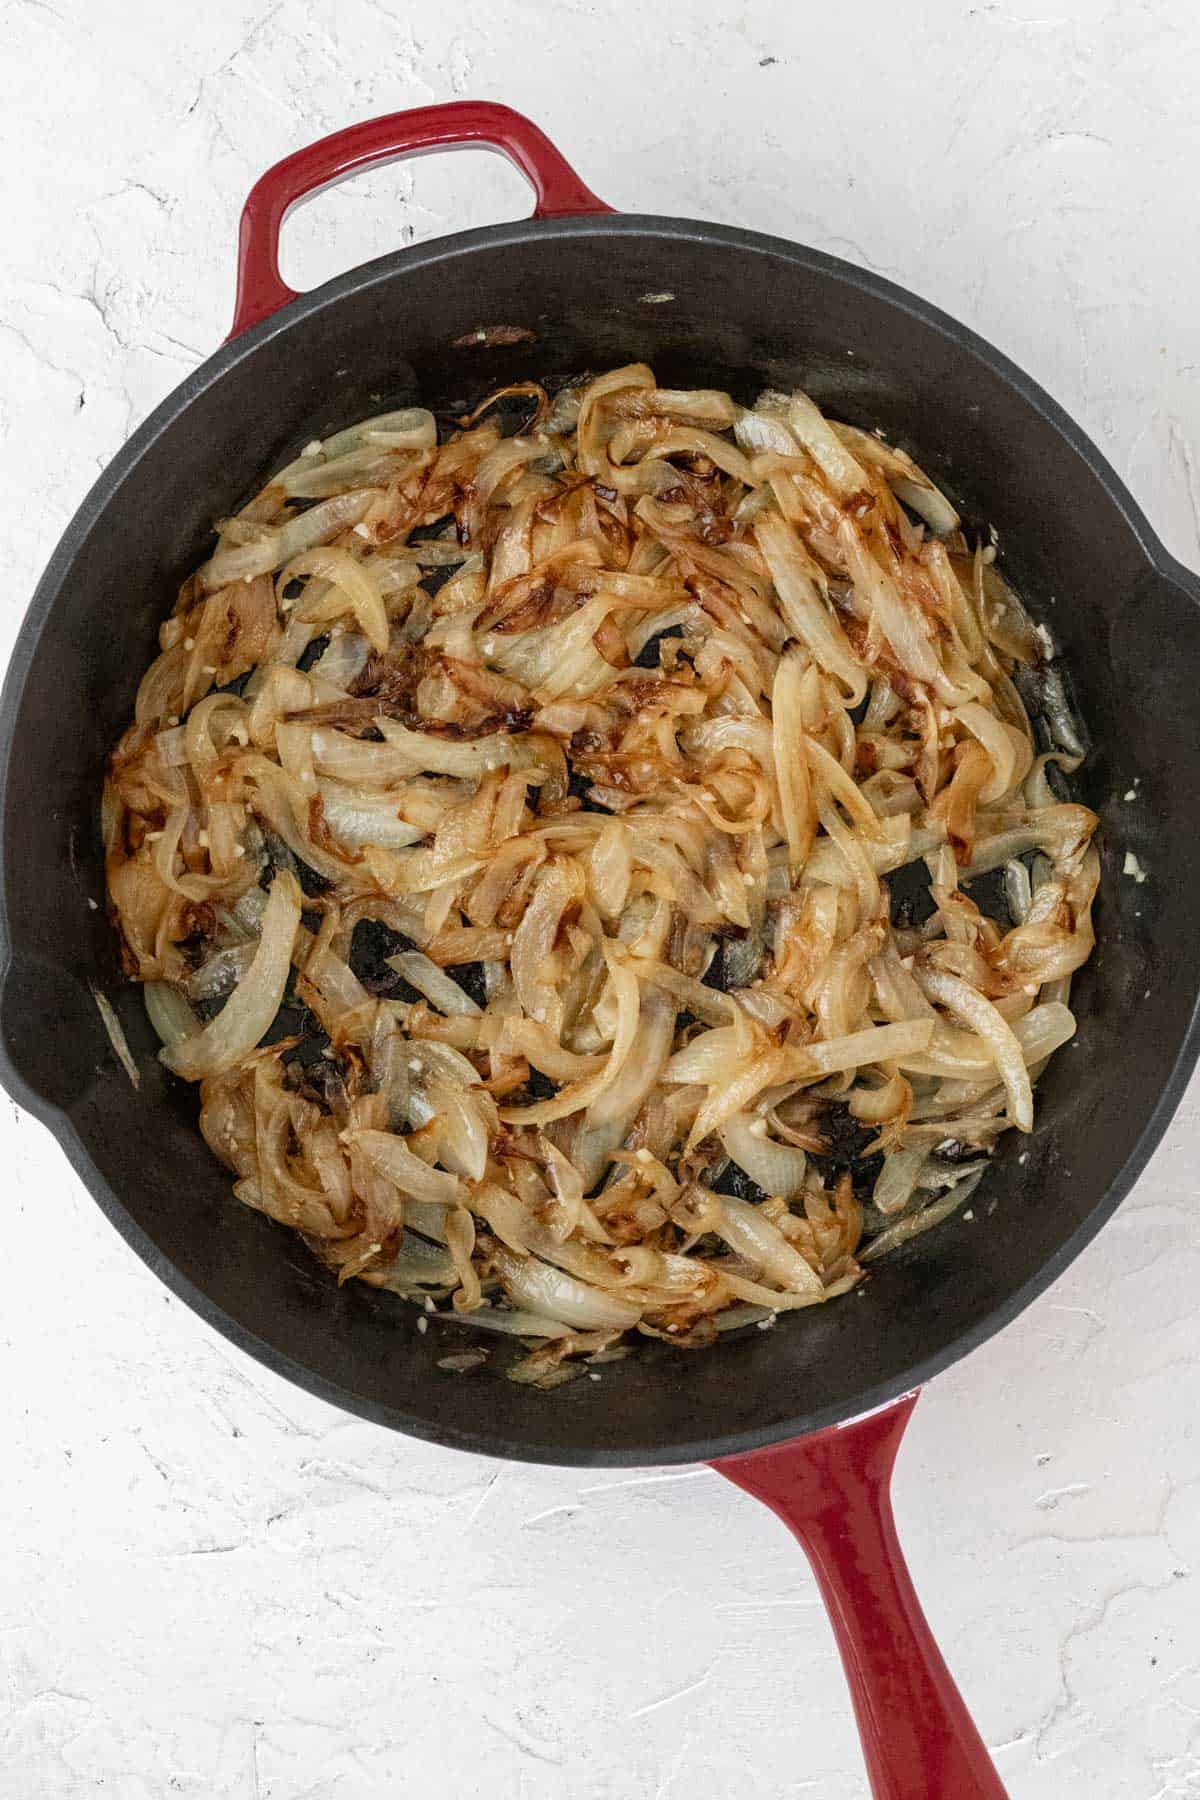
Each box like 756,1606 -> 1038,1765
2,1 -> 1200,1794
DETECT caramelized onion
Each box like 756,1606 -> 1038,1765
105,369 -> 1098,1378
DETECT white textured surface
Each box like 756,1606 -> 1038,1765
3,2 -> 1200,1794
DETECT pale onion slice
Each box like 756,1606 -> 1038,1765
786,391 -> 868,499
434,1305 -> 574,1340
649,388 -> 741,425
829,422 -> 961,536
805,733 -> 886,839
491,1247 -> 643,1331
363,843 -> 485,897
303,935 -> 369,1026
872,1144 -> 933,1216
498,945 -> 641,1126
861,1168 -> 986,1262
662,1023 -> 743,1085
955,702 -> 1030,804
898,1002 -> 1076,1079
510,859 -> 579,1027
444,1206 -> 481,1309
800,1020 -> 935,1079
715,1195 -> 824,1297
311,728 -> 429,786
721,1270 -> 853,1311
308,631 -> 372,691
92,989 -> 140,1089
402,1198 -> 451,1245
836,517 -> 946,694
720,1112 -> 808,1199
347,1129 -> 465,1205
327,407 -> 437,456
201,491 -> 373,589
588,818 -> 633,917
964,805 -> 1096,876
316,779 -> 427,852
498,1018 -> 605,1081
1005,858 -> 1034,924
144,981 -> 200,1049
871,944 -> 937,1022
376,718 -> 548,780
772,649 -> 816,874
163,871 -> 301,1080
275,446 -> 398,500
755,513 -> 868,705
916,966 -> 1034,1132
289,546 -> 390,653
734,407 -> 797,456
425,1080 -> 493,1183
587,984 -> 675,1130
388,952 -> 482,1016
364,1231 -> 457,1291
636,960 -> 736,1026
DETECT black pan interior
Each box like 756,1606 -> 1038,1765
1,218 -> 1197,1464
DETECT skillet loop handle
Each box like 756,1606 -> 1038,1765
713,1394 -> 1008,1800
230,101 -> 613,339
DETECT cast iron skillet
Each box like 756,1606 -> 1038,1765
2,104 -> 1198,1798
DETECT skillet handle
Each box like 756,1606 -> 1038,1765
230,102 -> 613,338
713,1394 -> 1007,1800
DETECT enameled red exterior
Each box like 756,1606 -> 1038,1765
715,1395 -> 1007,1798
230,101 -> 613,338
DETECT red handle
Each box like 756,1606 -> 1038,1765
230,101 -> 613,339
713,1394 -> 1007,1800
